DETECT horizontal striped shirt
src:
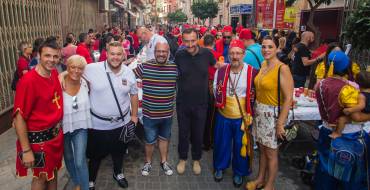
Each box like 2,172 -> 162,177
134,59 -> 177,119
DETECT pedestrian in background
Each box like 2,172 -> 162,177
16,41 -> 32,79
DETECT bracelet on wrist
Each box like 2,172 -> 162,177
22,148 -> 32,154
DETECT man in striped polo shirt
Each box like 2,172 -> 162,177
133,42 -> 177,176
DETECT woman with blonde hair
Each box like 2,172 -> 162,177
61,55 -> 92,190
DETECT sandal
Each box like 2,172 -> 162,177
245,181 -> 264,190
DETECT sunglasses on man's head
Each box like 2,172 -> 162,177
223,36 -> 232,39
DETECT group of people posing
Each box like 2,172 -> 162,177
13,23 -> 370,190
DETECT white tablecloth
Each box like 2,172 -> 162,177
292,106 -> 321,121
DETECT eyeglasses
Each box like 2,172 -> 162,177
72,96 -> 78,110
223,36 -> 232,39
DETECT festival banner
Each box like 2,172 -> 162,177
256,0 -> 295,29
284,7 -> 297,29
256,0 -> 274,29
275,0 -> 286,29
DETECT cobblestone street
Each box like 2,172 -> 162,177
64,113 -> 313,190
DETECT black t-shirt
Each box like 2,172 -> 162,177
292,43 -> 311,76
175,47 -> 216,106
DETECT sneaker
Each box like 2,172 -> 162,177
88,181 -> 95,190
176,160 -> 186,174
233,175 -> 243,188
193,160 -> 201,175
214,170 -> 223,182
141,162 -> 152,176
161,161 -> 174,176
113,173 -> 128,188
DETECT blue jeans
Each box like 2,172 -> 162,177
143,116 -> 173,144
64,129 -> 89,190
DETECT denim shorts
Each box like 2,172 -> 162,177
143,116 -> 173,144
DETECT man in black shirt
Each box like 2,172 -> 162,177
175,28 -> 216,175
291,31 -> 325,87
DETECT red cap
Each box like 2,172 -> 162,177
229,39 -> 245,51
199,27 -> 208,35
210,29 -> 217,36
239,28 -> 252,40
171,27 -> 180,35
222,25 -> 233,33
183,24 -> 191,29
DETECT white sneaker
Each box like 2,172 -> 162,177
141,162 -> 152,176
88,181 -> 95,190
161,161 -> 174,176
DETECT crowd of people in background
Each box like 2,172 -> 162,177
12,22 -> 370,190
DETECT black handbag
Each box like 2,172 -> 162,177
277,65 -> 299,144
18,151 -> 45,168
105,62 -> 136,143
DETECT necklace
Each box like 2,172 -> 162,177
228,67 -> 243,96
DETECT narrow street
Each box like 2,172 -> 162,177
63,112 -> 313,190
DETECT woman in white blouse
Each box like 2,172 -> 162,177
62,55 -> 91,190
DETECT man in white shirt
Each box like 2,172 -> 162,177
83,41 -> 138,189
137,26 -> 168,62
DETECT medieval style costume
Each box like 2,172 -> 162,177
213,61 -> 257,182
14,69 -> 64,180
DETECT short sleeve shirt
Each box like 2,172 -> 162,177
83,61 -> 138,130
243,43 -> 264,69
175,47 -> 216,106
16,56 -> 30,78
13,69 -> 63,131
291,43 -> 311,76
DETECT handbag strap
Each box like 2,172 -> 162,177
104,62 -> 128,121
277,64 -> 294,120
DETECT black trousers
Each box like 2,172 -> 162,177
177,104 -> 208,160
87,127 -> 127,182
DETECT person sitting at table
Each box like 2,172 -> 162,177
246,36 -> 294,190
332,70 -> 370,139
315,42 -> 360,89
315,50 -> 370,190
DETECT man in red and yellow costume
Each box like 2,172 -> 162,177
213,39 -> 257,187
13,39 -> 64,189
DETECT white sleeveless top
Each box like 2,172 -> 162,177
62,78 -> 92,134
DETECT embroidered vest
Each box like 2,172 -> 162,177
215,64 -> 257,117
316,77 -> 347,125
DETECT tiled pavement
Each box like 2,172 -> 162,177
64,114 -> 314,190
0,128 -> 68,190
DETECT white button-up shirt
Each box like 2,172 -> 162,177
84,61 -> 138,130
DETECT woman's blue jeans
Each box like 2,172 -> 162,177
64,129 -> 89,190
